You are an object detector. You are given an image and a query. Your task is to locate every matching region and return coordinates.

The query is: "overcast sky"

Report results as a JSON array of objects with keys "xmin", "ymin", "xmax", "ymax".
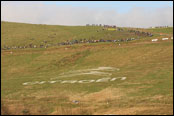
[{"xmin": 1, "ymin": 1, "xmax": 173, "ymax": 28}]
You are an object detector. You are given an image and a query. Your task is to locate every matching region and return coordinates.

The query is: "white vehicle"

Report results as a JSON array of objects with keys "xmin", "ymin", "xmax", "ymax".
[
  {"xmin": 162, "ymin": 38, "xmax": 168, "ymax": 40},
  {"xmin": 151, "ymin": 39, "xmax": 158, "ymax": 42},
  {"xmin": 171, "ymin": 37, "xmax": 173, "ymax": 40}
]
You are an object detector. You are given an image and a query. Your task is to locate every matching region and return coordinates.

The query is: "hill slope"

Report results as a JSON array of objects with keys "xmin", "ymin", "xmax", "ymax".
[
  {"xmin": 1, "ymin": 22, "xmax": 173, "ymax": 115},
  {"xmin": 1, "ymin": 21, "xmax": 154, "ymax": 48}
]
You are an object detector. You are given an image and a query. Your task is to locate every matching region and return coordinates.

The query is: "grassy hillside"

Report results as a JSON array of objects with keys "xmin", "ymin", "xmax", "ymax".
[
  {"xmin": 1, "ymin": 22, "xmax": 173, "ymax": 115},
  {"xmin": 147, "ymin": 27, "xmax": 173, "ymax": 34},
  {"xmin": 1, "ymin": 21, "xmax": 153, "ymax": 47}
]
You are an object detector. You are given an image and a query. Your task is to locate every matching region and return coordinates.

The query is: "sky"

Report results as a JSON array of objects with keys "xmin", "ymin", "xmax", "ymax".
[{"xmin": 1, "ymin": 1, "xmax": 173, "ymax": 28}]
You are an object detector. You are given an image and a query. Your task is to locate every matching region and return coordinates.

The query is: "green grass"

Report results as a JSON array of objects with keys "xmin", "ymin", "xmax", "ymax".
[
  {"xmin": 1, "ymin": 21, "xmax": 152, "ymax": 47},
  {"xmin": 1, "ymin": 22, "xmax": 173, "ymax": 115},
  {"xmin": 147, "ymin": 27, "xmax": 173, "ymax": 34}
]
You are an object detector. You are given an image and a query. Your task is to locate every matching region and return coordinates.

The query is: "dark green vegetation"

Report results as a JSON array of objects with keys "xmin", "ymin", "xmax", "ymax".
[{"xmin": 1, "ymin": 22, "xmax": 173, "ymax": 115}]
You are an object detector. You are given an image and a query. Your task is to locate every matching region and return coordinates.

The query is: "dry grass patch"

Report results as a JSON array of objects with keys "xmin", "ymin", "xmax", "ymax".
[
  {"xmin": 96, "ymin": 106, "xmax": 160, "ymax": 115},
  {"xmin": 69, "ymin": 87, "xmax": 125, "ymax": 104},
  {"xmin": 8, "ymin": 66, "xmax": 27, "ymax": 74},
  {"xmin": 51, "ymin": 106, "xmax": 93, "ymax": 115}
]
